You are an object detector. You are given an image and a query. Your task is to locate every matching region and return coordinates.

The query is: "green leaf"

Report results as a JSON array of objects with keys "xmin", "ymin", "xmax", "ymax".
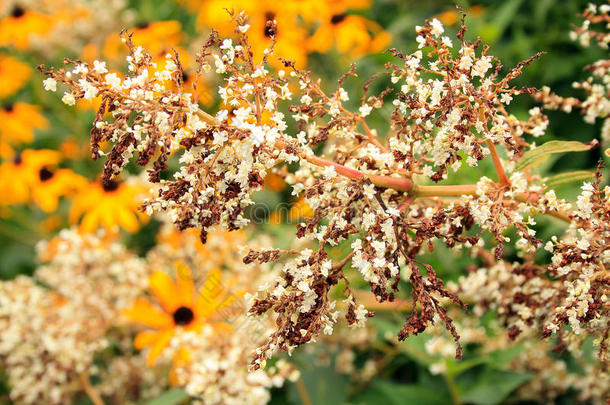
[
  {"xmin": 515, "ymin": 140, "xmax": 597, "ymax": 171},
  {"xmin": 373, "ymin": 317, "xmax": 436, "ymax": 366},
  {"xmin": 287, "ymin": 351, "xmax": 349, "ymax": 405},
  {"xmin": 445, "ymin": 357, "xmax": 487, "ymax": 377},
  {"xmin": 142, "ymin": 388, "xmax": 189, "ymax": 405},
  {"xmin": 460, "ymin": 369, "xmax": 531, "ymax": 405},
  {"xmin": 544, "ymin": 170, "xmax": 596, "ymax": 188},
  {"xmin": 484, "ymin": 345, "xmax": 526, "ymax": 368},
  {"xmin": 490, "ymin": 0, "xmax": 525, "ymax": 39},
  {"xmin": 351, "ymin": 380, "xmax": 450, "ymax": 405}
]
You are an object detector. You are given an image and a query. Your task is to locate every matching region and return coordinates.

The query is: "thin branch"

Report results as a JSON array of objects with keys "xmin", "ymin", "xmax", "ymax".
[
  {"xmin": 486, "ymin": 140, "xmax": 511, "ymax": 185},
  {"xmin": 413, "ymin": 184, "xmax": 477, "ymax": 197},
  {"xmin": 80, "ymin": 373, "xmax": 105, "ymax": 405},
  {"xmin": 294, "ymin": 376, "xmax": 313, "ymax": 405}
]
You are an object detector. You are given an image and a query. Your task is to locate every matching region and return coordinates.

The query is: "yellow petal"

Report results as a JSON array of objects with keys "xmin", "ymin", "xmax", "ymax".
[
  {"xmin": 123, "ymin": 297, "xmax": 173, "ymax": 329},
  {"xmin": 134, "ymin": 330, "xmax": 164, "ymax": 350},
  {"xmin": 174, "ymin": 261, "xmax": 195, "ymax": 307},
  {"xmin": 149, "ymin": 270, "xmax": 181, "ymax": 314},
  {"xmin": 116, "ymin": 205, "xmax": 140, "ymax": 233},
  {"xmin": 195, "ymin": 268, "xmax": 224, "ymax": 318},
  {"xmin": 80, "ymin": 210, "xmax": 101, "ymax": 233},
  {"xmin": 146, "ymin": 329, "xmax": 174, "ymax": 366}
]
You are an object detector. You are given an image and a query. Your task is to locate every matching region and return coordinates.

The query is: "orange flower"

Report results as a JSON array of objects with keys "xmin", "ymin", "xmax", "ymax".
[
  {"xmin": 0, "ymin": 6, "xmax": 51, "ymax": 49},
  {"xmin": 0, "ymin": 103, "xmax": 48, "ymax": 156},
  {"xmin": 197, "ymin": 1, "xmax": 309, "ymax": 68},
  {"xmin": 102, "ymin": 21, "xmax": 182, "ymax": 61},
  {"xmin": 307, "ymin": 12, "xmax": 391, "ymax": 58},
  {"xmin": 149, "ymin": 47, "xmax": 213, "ymax": 107},
  {"xmin": 0, "ymin": 54, "xmax": 31, "ymax": 99},
  {"xmin": 31, "ymin": 167, "xmax": 87, "ymax": 213},
  {"xmin": 69, "ymin": 179, "xmax": 148, "ymax": 233},
  {"xmin": 58, "ymin": 136, "xmax": 89, "ymax": 160},
  {"xmin": 0, "ymin": 149, "xmax": 61, "ymax": 206},
  {"xmin": 123, "ymin": 262, "xmax": 236, "ymax": 366},
  {"xmin": 264, "ymin": 172, "xmax": 286, "ymax": 192},
  {"xmin": 288, "ymin": 197, "xmax": 314, "ymax": 222},
  {"xmin": 436, "ymin": 6, "xmax": 485, "ymax": 26}
]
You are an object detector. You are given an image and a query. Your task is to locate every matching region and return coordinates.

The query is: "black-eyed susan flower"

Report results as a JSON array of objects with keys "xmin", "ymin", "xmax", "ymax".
[
  {"xmin": 123, "ymin": 262, "xmax": 236, "ymax": 366},
  {"xmin": 31, "ymin": 167, "xmax": 87, "ymax": 213},
  {"xmin": 0, "ymin": 54, "xmax": 31, "ymax": 99},
  {"xmin": 307, "ymin": 10, "xmax": 391, "ymax": 58},
  {"xmin": 197, "ymin": 1, "xmax": 309, "ymax": 68},
  {"xmin": 0, "ymin": 6, "xmax": 51, "ymax": 49},
  {"xmin": 69, "ymin": 179, "xmax": 148, "ymax": 233},
  {"xmin": 436, "ymin": 5, "xmax": 484, "ymax": 26},
  {"xmin": 0, "ymin": 103, "xmax": 48, "ymax": 156},
  {"xmin": 0, "ymin": 149, "xmax": 61, "ymax": 207},
  {"xmin": 149, "ymin": 46, "xmax": 213, "ymax": 106},
  {"xmin": 102, "ymin": 20, "xmax": 182, "ymax": 61}
]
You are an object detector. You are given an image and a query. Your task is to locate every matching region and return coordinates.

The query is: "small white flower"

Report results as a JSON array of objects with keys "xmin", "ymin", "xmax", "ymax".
[
  {"xmin": 322, "ymin": 165, "xmax": 337, "ymax": 179},
  {"xmin": 104, "ymin": 73, "xmax": 122, "ymax": 89},
  {"xmin": 430, "ymin": 18, "xmax": 444, "ymax": 37},
  {"xmin": 359, "ymin": 104, "xmax": 373, "ymax": 117},
  {"xmin": 93, "ymin": 60, "xmax": 108, "ymax": 74},
  {"xmin": 500, "ymin": 93, "xmax": 513, "ymax": 105},
  {"xmin": 61, "ymin": 92, "xmax": 76, "ymax": 106},
  {"xmin": 43, "ymin": 78, "xmax": 57, "ymax": 92}
]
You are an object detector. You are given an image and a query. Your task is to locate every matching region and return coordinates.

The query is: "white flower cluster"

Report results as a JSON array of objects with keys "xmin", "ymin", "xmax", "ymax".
[
  {"xmin": 0, "ymin": 229, "xmax": 152, "ymax": 404},
  {"xmin": 539, "ymin": 4, "xmax": 610, "ymax": 145},
  {"xmin": 0, "ymin": 276, "xmax": 109, "ymax": 404},
  {"xmin": 384, "ymin": 19, "xmax": 546, "ymax": 180},
  {"xmin": 170, "ymin": 327, "xmax": 297, "ymax": 405}
]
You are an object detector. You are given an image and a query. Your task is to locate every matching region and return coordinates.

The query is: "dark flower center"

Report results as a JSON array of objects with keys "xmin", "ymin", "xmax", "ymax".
[
  {"xmin": 181, "ymin": 71, "xmax": 189, "ymax": 83},
  {"xmin": 173, "ymin": 306, "xmax": 194, "ymax": 325},
  {"xmin": 13, "ymin": 153, "xmax": 22, "ymax": 165},
  {"xmin": 264, "ymin": 12, "xmax": 277, "ymax": 38},
  {"xmin": 11, "ymin": 6, "xmax": 25, "ymax": 18},
  {"xmin": 102, "ymin": 180, "xmax": 119, "ymax": 192},
  {"xmin": 3, "ymin": 103, "xmax": 14, "ymax": 113},
  {"xmin": 39, "ymin": 167, "xmax": 54, "ymax": 182},
  {"xmin": 330, "ymin": 13, "xmax": 347, "ymax": 25},
  {"xmin": 136, "ymin": 21, "xmax": 150, "ymax": 29}
]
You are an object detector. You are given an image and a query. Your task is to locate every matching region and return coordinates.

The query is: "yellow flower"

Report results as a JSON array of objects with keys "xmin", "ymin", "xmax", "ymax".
[
  {"xmin": 0, "ymin": 103, "xmax": 48, "ymax": 156},
  {"xmin": 0, "ymin": 148, "xmax": 85, "ymax": 212},
  {"xmin": 0, "ymin": 6, "xmax": 51, "ymax": 49},
  {"xmin": 197, "ymin": 1, "xmax": 309, "ymax": 68},
  {"xmin": 31, "ymin": 167, "xmax": 87, "ymax": 213},
  {"xmin": 69, "ymin": 179, "xmax": 148, "ymax": 233},
  {"xmin": 58, "ymin": 136, "xmax": 89, "ymax": 160},
  {"xmin": 436, "ymin": 6, "xmax": 485, "ymax": 26},
  {"xmin": 307, "ymin": 12, "xmax": 391, "ymax": 58},
  {"xmin": 288, "ymin": 197, "xmax": 314, "ymax": 222},
  {"xmin": 0, "ymin": 54, "xmax": 31, "ymax": 99},
  {"xmin": 102, "ymin": 20, "xmax": 182, "ymax": 61},
  {"xmin": 265, "ymin": 172, "xmax": 287, "ymax": 191},
  {"xmin": 149, "ymin": 47, "xmax": 213, "ymax": 107},
  {"xmin": 0, "ymin": 149, "xmax": 60, "ymax": 206},
  {"xmin": 123, "ymin": 262, "xmax": 236, "ymax": 366}
]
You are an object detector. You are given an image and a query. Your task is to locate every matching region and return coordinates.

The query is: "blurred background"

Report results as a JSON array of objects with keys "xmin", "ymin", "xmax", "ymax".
[{"xmin": 0, "ymin": 0, "xmax": 606, "ymax": 404}]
